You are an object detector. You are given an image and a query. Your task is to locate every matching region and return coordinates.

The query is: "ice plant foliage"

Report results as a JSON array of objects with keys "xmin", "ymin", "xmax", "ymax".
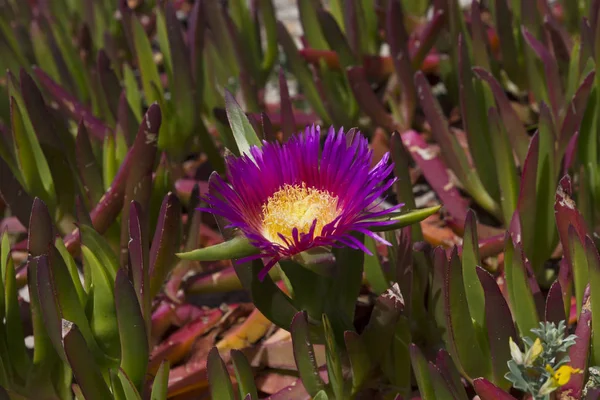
[{"xmin": 202, "ymin": 126, "xmax": 401, "ymax": 279}]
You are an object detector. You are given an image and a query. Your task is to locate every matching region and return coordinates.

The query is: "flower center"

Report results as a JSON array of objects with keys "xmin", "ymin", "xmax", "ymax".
[{"xmin": 261, "ymin": 183, "xmax": 339, "ymax": 246}]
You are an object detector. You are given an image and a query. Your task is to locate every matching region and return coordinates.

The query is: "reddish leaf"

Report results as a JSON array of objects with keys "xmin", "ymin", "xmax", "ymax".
[
  {"xmin": 149, "ymin": 193, "xmax": 182, "ymax": 298},
  {"xmin": 128, "ymin": 201, "xmax": 149, "ymax": 319},
  {"xmin": 64, "ymin": 104, "xmax": 162, "ymax": 254},
  {"xmin": 472, "ymin": 67, "xmax": 531, "ymax": 164},
  {"xmin": 400, "ymin": 130, "xmax": 469, "ymax": 225},
  {"xmin": 473, "ymin": 378, "xmax": 517, "ymax": 400},
  {"xmin": 477, "ymin": 267, "xmax": 517, "ymax": 386},
  {"xmin": 33, "ymin": 67, "xmax": 110, "ymax": 141},
  {"xmin": 558, "ymin": 285, "xmax": 591, "ymax": 398},
  {"xmin": 97, "ymin": 50, "xmax": 121, "ymax": 121},
  {"xmin": 278, "ymin": 69, "xmax": 295, "ymax": 141},
  {"xmin": 27, "ymin": 198, "xmax": 54, "ymax": 257},
  {"xmin": 522, "ymin": 26, "xmax": 563, "ymax": 118},
  {"xmin": 347, "ymin": 66, "xmax": 395, "ymax": 132},
  {"xmin": 555, "ymin": 175, "xmax": 589, "ymax": 267},
  {"xmin": 545, "ymin": 279, "xmax": 566, "ymax": 325},
  {"xmin": 0, "ymin": 157, "xmax": 33, "ymax": 228},
  {"xmin": 410, "ymin": 9, "xmax": 446, "ymax": 69},
  {"xmin": 75, "ymin": 121, "xmax": 104, "ymax": 205},
  {"xmin": 149, "ymin": 308, "xmax": 222, "ymax": 371}
]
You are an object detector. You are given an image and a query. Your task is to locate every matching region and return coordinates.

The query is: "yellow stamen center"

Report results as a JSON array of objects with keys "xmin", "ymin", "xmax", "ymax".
[{"xmin": 261, "ymin": 183, "xmax": 340, "ymax": 246}]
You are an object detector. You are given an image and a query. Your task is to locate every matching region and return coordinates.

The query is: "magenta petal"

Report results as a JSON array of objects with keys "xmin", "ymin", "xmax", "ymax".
[{"xmin": 202, "ymin": 125, "xmax": 401, "ymax": 271}]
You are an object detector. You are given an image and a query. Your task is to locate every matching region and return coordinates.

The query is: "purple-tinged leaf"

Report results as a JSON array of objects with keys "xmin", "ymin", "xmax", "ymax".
[
  {"xmin": 559, "ymin": 71, "xmax": 595, "ymax": 155},
  {"xmin": 119, "ymin": 109, "xmax": 158, "ymax": 266},
  {"xmin": 27, "ymin": 198, "xmax": 54, "ymax": 257},
  {"xmin": 522, "ymin": 26, "xmax": 563, "ymax": 118},
  {"xmin": 386, "ymin": 0, "xmax": 416, "ymax": 129},
  {"xmin": 116, "ymin": 91, "xmax": 139, "ymax": 147},
  {"xmin": 291, "ymin": 311, "xmax": 326, "ymax": 396},
  {"xmin": 516, "ymin": 132, "xmax": 539, "ymax": 266},
  {"xmin": 1, "ymin": 232, "xmax": 29, "ymax": 380},
  {"xmin": 396, "ymin": 227, "xmax": 413, "ymax": 316},
  {"xmin": 558, "ymin": 286, "xmax": 591, "ymax": 398},
  {"xmin": 473, "ymin": 378, "xmax": 518, "ymax": 400},
  {"xmin": 477, "ymin": 267, "xmax": 516, "ymax": 389},
  {"xmin": 75, "ymin": 196, "xmax": 93, "ymax": 227},
  {"xmin": 410, "ymin": 9, "xmax": 446, "ymax": 70},
  {"xmin": 444, "ymin": 247, "xmax": 490, "ymax": 380},
  {"xmin": 400, "ymin": 130, "xmax": 469, "ymax": 225},
  {"xmin": 26, "ymin": 256, "xmax": 55, "ymax": 368},
  {"xmin": 76, "ymin": 121, "xmax": 104, "ymax": 205},
  {"xmin": 317, "ymin": 10, "xmax": 356, "ymax": 68},
  {"xmin": 492, "ymin": 0, "xmax": 522, "ymax": 85},
  {"xmin": 473, "ymin": 67, "xmax": 530, "ymax": 164},
  {"xmin": 434, "ymin": 350, "xmax": 468, "ymax": 399},
  {"xmin": 33, "ymin": 67, "xmax": 110, "ymax": 140},
  {"xmin": 555, "ymin": 175, "xmax": 589, "ymax": 267},
  {"xmin": 389, "ymin": 132, "xmax": 420, "ymax": 236},
  {"xmin": 563, "ymin": 131, "xmax": 578, "ymax": 175},
  {"xmin": 0, "ymin": 157, "xmax": 33, "ymax": 228},
  {"xmin": 543, "ymin": 15, "xmax": 572, "ymax": 66},
  {"xmin": 63, "ymin": 321, "xmax": 112, "ymax": 400},
  {"xmin": 35, "ymin": 254, "xmax": 65, "ymax": 361},
  {"xmin": 558, "ymin": 257, "xmax": 574, "ymax": 323},
  {"xmin": 569, "ymin": 224, "xmax": 589, "ymax": 318},
  {"xmin": 128, "ymin": 201, "xmax": 149, "ymax": 323},
  {"xmin": 115, "ymin": 268, "xmax": 149, "ymax": 391},
  {"xmin": 587, "ymin": 236, "xmax": 600, "ymax": 365},
  {"xmin": 415, "ymin": 71, "xmax": 499, "ymax": 218},
  {"xmin": 279, "ymin": 69, "xmax": 295, "ymax": 141},
  {"xmin": 149, "ymin": 193, "xmax": 181, "ymax": 298},
  {"xmin": 260, "ymin": 112, "xmax": 277, "ymax": 142},
  {"xmin": 427, "ymin": 361, "xmax": 458, "ymax": 398},
  {"xmin": 97, "ymin": 50, "xmax": 121, "ymax": 122},
  {"xmin": 19, "ymin": 69, "xmax": 71, "ymax": 151},
  {"xmin": 545, "ymin": 280, "xmax": 566, "ymax": 325},
  {"xmin": 347, "ymin": 66, "xmax": 395, "ymax": 132},
  {"xmin": 64, "ymin": 104, "xmax": 161, "ymax": 255},
  {"xmin": 587, "ymin": 388, "xmax": 600, "ymax": 400},
  {"xmin": 414, "ymin": 71, "xmax": 468, "ymax": 184},
  {"xmin": 343, "ymin": 0, "xmax": 360, "ymax": 60},
  {"xmin": 409, "ymin": 344, "xmax": 436, "ymax": 400}
]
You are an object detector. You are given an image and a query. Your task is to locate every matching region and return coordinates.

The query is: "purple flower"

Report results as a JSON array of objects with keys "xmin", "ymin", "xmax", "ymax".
[{"xmin": 201, "ymin": 125, "xmax": 403, "ymax": 280}]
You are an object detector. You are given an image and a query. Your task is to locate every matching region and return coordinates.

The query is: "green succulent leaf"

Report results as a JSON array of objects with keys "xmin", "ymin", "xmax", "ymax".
[{"xmin": 207, "ymin": 347, "xmax": 236, "ymax": 400}]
